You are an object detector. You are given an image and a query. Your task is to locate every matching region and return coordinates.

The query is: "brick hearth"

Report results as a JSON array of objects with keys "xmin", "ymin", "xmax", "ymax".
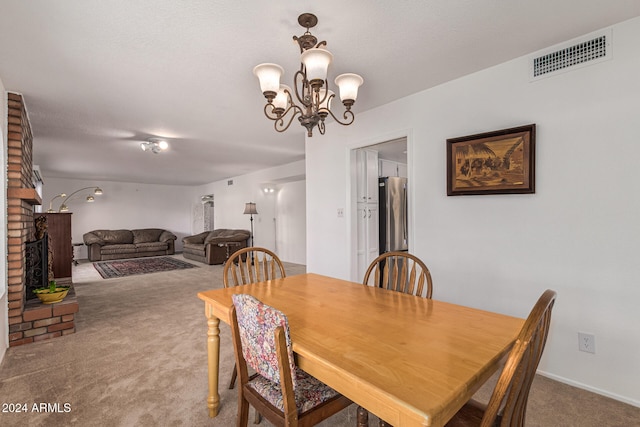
[{"xmin": 6, "ymin": 92, "xmax": 79, "ymax": 346}]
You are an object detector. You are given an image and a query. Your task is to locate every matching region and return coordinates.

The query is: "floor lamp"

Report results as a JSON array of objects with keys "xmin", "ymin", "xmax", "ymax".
[{"xmin": 243, "ymin": 202, "xmax": 258, "ymax": 248}]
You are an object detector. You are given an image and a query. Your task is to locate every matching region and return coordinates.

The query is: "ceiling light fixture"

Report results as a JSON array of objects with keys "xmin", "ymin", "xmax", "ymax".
[
  {"xmin": 253, "ymin": 13, "xmax": 364, "ymax": 137},
  {"xmin": 140, "ymin": 138, "xmax": 169, "ymax": 154}
]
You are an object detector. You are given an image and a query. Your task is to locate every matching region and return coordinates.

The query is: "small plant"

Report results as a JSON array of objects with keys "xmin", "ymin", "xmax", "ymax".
[
  {"xmin": 33, "ymin": 280, "xmax": 69, "ymax": 294},
  {"xmin": 33, "ymin": 280, "xmax": 71, "ymax": 304}
]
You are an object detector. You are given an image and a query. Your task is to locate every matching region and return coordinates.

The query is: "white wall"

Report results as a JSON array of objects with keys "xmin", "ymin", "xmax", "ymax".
[
  {"xmin": 306, "ymin": 18, "xmax": 640, "ymax": 406},
  {"xmin": 0, "ymin": 77, "xmax": 8, "ymax": 363},
  {"xmin": 41, "ymin": 161, "xmax": 306, "ymax": 264},
  {"xmin": 275, "ymin": 180, "xmax": 306, "ymax": 265},
  {"xmin": 194, "ymin": 160, "xmax": 306, "ymax": 264},
  {"xmin": 41, "ymin": 178, "xmax": 197, "ymax": 255}
]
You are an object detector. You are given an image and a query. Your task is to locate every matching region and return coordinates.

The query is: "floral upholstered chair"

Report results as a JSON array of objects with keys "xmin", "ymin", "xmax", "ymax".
[
  {"xmin": 224, "ymin": 246, "xmax": 286, "ymax": 390},
  {"xmin": 230, "ymin": 294, "xmax": 352, "ymax": 426}
]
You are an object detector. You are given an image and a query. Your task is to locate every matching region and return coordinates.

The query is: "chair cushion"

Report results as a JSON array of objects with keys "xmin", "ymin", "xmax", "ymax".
[
  {"xmin": 232, "ymin": 294, "xmax": 296, "ymax": 388},
  {"xmin": 248, "ymin": 367, "xmax": 341, "ymax": 414}
]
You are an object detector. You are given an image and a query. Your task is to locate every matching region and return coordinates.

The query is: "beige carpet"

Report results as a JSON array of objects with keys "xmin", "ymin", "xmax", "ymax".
[{"xmin": 0, "ymin": 255, "xmax": 638, "ymax": 426}]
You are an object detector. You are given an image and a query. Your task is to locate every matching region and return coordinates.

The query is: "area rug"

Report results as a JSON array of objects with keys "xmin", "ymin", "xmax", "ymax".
[{"xmin": 93, "ymin": 256, "xmax": 198, "ymax": 279}]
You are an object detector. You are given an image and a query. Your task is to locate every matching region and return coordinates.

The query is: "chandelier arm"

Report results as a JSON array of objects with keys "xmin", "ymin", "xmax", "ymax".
[
  {"xmin": 263, "ymin": 103, "xmax": 302, "ymax": 122},
  {"xmin": 263, "ymin": 103, "xmax": 280, "ymax": 120},
  {"xmin": 274, "ymin": 107, "xmax": 302, "ymax": 133},
  {"xmin": 261, "ymin": 100, "xmax": 300, "ymax": 133},
  {"xmin": 324, "ymin": 107, "xmax": 356, "ymax": 126},
  {"xmin": 316, "ymin": 83, "xmax": 330, "ymax": 107},
  {"xmin": 318, "ymin": 120, "xmax": 326, "ymax": 135},
  {"xmin": 292, "ymin": 70, "xmax": 309, "ymax": 107}
]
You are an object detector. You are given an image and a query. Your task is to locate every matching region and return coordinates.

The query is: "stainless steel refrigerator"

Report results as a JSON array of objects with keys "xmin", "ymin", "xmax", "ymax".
[{"xmin": 378, "ymin": 176, "xmax": 408, "ymax": 253}]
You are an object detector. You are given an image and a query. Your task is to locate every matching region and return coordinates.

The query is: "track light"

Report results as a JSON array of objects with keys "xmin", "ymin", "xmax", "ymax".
[{"xmin": 140, "ymin": 138, "xmax": 169, "ymax": 154}]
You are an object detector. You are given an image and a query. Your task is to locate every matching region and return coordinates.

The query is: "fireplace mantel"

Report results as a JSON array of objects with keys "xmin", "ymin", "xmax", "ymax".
[{"xmin": 7, "ymin": 187, "xmax": 41, "ymax": 205}]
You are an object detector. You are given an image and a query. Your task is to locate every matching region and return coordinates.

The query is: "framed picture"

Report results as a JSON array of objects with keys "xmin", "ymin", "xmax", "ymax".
[{"xmin": 447, "ymin": 124, "xmax": 535, "ymax": 196}]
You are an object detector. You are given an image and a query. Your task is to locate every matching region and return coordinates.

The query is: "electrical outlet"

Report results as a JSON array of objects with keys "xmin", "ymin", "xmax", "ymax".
[
  {"xmin": 337, "ymin": 208, "xmax": 344, "ymax": 218},
  {"xmin": 578, "ymin": 332, "xmax": 595, "ymax": 354}
]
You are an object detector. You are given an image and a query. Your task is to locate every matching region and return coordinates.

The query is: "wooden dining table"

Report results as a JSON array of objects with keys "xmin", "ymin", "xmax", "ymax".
[{"xmin": 197, "ymin": 273, "xmax": 523, "ymax": 426}]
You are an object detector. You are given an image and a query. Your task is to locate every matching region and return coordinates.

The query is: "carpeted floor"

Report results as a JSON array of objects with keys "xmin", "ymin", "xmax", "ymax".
[
  {"xmin": 92, "ymin": 256, "xmax": 198, "ymax": 279},
  {"xmin": 0, "ymin": 255, "xmax": 638, "ymax": 426}
]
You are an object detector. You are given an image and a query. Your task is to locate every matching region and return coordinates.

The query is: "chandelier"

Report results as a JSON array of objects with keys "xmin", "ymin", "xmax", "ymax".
[
  {"xmin": 140, "ymin": 138, "xmax": 168, "ymax": 154},
  {"xmin": 253, "ymin": 13, "xmax": 364, "ymax": 137}
]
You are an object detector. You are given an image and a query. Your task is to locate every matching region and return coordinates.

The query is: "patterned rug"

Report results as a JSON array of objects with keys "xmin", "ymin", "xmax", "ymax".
[{"xmin": 93, "ymin": 256, "xmax": 198, "ymax": 279}]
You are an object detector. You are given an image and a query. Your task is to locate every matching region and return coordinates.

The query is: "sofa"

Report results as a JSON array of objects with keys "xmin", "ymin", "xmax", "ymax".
[
  {"xmin": 83, "ymin": 228, "xmax": 177, "ymax": 262},
  {"xmin": 182, "ymin": 229, "xmax": 250, "ymax": 265}
]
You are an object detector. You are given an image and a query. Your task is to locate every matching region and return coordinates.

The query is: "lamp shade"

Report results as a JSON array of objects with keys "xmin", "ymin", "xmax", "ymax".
[
  {"xmin": 55, "ymin": 186, "xmax": 104, "ymax": 212},
  {"xmin": 243, "ymin": 202, "xmax": 258, "ymax": 215},
  {"xmin": 301, "ymin": 48, "xmax": 333, "ymax": 82},
  {"xmin": 335, "ymin": 73, "xmax": 364, "ymax": 102},
  {"xmin": 253, "ymin": 63, "xmax": 284, "ymax": 95},
  {"xmin": 273, "ymin": 85, "xmax": 291, "ymax": 110},
  {"xmin": 318, "ymin": 88, "xmax": 334, "ymax": 111}
]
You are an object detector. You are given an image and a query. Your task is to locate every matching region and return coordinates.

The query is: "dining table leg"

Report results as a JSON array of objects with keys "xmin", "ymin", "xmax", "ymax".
[{"xmin": 205, "ymin": 303, "xmax": 221, "ymax": 417}]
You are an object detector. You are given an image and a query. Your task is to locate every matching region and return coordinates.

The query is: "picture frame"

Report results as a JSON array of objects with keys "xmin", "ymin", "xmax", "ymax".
[{"xmin": 446, "ymin": 124, "xmax": 536, "ymax": 196}]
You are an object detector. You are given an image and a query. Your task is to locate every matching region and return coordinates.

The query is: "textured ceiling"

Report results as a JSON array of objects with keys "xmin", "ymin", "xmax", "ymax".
[{"xmin": 1, "ymin": 1, "xmax": 639, "ymax": 185}]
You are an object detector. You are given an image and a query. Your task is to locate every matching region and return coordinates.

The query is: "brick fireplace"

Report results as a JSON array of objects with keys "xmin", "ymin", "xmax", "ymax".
[{"xmin": 6, "ymin": 92, "xmax": 79, "ymax": 346}]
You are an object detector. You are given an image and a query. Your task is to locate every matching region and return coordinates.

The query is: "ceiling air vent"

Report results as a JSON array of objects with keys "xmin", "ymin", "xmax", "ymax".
[{"xmin": 531, "ymin": 30, "xmax": 611, "ymax": 80}]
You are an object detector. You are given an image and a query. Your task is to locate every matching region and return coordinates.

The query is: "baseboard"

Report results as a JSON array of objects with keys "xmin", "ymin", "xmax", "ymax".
[{"xmin": 537, "ymin": 370, "xmax": 640, "ymax": 408}]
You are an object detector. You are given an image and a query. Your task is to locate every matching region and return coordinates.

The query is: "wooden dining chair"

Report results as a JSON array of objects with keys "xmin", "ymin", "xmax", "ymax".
[
  {"xmin": 444, "ymin": 289, "xmax": 557, "ymax": 427},
  {"xmin": 363, "ymin": 251, "xmax": 433, "ymax": 298},
  {"xmin": 230, "ymin": 294, "xmax": 352, "ymax": 427},
  {"xmin": 224, "ymin": 246, "xmax": 287, "ymax": 390},
  {"xmin": 359, "ymin": 251, "xmax": 433, "ymax": 426},
  {"xmin": 224, "ymin": 246, "xmax": 286, "ymax": 290}
]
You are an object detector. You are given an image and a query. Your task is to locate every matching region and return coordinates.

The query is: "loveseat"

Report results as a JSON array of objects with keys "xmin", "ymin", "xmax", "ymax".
[
  {"xmin": 83, "ymin": 228, "xmax": 177, "ymax": 262},
  {"xmin": 182, "ymin": 229, "xmax": 250, "ymax": 265}
]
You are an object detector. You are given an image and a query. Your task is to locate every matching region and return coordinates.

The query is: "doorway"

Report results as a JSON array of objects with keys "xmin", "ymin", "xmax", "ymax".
[
  {"xmin": 192, "ymin": 194, "xmax": 214, "ymax": 234},
  {"xmin": 353, "ymin": 137, "xmax": 408, "ymax": 282}
]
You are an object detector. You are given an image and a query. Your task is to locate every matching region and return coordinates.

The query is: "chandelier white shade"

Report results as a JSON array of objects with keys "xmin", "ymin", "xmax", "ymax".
[
  {"xmin": 253, "ymin": 64, "xmax": 284, "ymax": 96},
  {"xmin": 273, "ymin": 85, "xmax": 291, "ymax": 111},
  {"xmin": 334, "ymin": 73, "xmax": 364, "ymax": 104},
  {"xmin": 253, "ymin": 13, "xmax": 363, "ymax": 137},
  {"xmin": 300, "ymin": 48, "xmax": 333, "ymax": 83}
]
